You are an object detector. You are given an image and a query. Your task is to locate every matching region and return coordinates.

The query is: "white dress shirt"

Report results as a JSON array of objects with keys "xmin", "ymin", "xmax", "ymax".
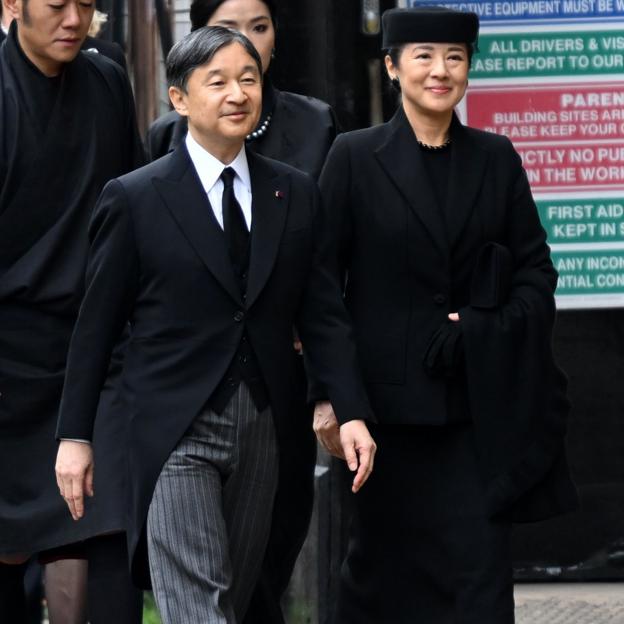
[{"xmin": 185, "ymin": 132, "xmax": 252, "ymax": 230}]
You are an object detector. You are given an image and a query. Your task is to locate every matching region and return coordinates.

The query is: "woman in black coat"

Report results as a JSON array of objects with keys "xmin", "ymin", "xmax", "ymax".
[
  {"xmin": 315, "ymin": 7, "xmax": 578, "ymax": 623},
  {"xmin": 146, "ymin": 0, "xmax": 337, "ymax": 181}
]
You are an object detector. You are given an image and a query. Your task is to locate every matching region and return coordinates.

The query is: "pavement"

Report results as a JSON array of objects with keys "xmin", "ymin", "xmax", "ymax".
[
  {"xmin": 40, "ymin": 583, "xmax": 624, "ymax": 623},
  {"xmin": 515, "ymin": 584, "xmax": 624, "ymax": 623}
]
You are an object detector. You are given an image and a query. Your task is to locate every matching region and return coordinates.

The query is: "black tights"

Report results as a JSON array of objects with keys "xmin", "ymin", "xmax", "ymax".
[
  {"xmin": 44, "ymin": 559, "xmax": 88, "ymax": 624},
  {"xmin": 86, "ymin": 533, "xmax": 143, "ymax": 624},
  {"xmin": 0, "ymin": 534, "xmax": 142, "ymax": 624}
]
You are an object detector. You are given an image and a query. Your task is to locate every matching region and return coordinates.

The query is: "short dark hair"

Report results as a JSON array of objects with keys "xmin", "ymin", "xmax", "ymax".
[
  {"xmin": 166, "ymin": 26, "xmax": 263, "ymax": 92},
  {"xmin": 190, "ymin": 0, "xmax": 277, "ymax": 33}
]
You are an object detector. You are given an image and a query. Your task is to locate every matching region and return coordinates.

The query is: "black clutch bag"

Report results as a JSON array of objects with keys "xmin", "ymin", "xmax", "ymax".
[{"xmin": 469, "ymin": 241, "xmax": 513, "ymax": 309}]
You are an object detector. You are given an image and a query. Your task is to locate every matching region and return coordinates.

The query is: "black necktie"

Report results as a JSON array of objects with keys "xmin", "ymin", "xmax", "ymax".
[{"xmin": 221, "ymin": 167, "xmax": 249, "ymax": 272}]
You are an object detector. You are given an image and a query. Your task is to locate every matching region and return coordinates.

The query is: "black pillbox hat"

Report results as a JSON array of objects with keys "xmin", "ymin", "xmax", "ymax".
[{"xmin": 382, "ymin": 6, "xmax": 479, "ymax": 49}]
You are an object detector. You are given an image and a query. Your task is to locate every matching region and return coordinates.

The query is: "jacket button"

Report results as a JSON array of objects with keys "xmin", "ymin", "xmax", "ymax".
[
  {"xmin": 234, "ymin": 311, "xmax": 245, "ymax": 322},
  {"xmin": 433, "ymin": 294, "xmax": 447, "ymax": 305}
]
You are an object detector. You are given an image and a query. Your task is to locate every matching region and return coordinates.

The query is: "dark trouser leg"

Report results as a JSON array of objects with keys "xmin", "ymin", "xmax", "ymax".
[
  {"xmin": 222, "ymin": 389, "xmax": 281, "ymax": 621},
  {"xmin": 44, "ymin": 559, "xmax": 88, "ymax": 624},
  {"xmin": 86, "ymin": 533, "xmax": 143, "ymax": 624},
  {"xmin": 243, "ymin": 363, "xmax": 316, "ymax": 624},
  {"xmin": 147, "ymin": 384, "xmax": 279, "ymax": 624},
  {"xmin": 0, "ymin": 562, "xmax": 27, "ymax": 623}
]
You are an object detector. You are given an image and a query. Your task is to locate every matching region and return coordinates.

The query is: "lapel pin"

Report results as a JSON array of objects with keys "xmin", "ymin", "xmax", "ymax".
[{"xmin": 275, "ymin": 190, "xmax": 284, "ymax": 199}]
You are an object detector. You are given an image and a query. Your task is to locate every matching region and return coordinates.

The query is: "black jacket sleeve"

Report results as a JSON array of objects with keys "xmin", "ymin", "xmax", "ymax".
[
  {"xmin": 296, "ymin": 177, "xmax": 373, "ymax": 425},
  {"xmin": 57, "ymin": 180, "xmax": 140, "ymax": 440}
]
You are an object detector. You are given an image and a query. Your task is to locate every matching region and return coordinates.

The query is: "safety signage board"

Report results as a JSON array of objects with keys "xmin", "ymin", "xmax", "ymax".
[
  {"xmin": 537, "ymin": 197, "xmax": 624, "ymax": 242},
  {"xmin": 407, "ymin": 0, "xmax": 624, "ymax": 308},
  {"xmin": 410, "ymin": 0, "xmax": 624, "ymax": 23},
  {"xmin": 470, "ymin": 31, "xmax": 624, "ymax": 78}
]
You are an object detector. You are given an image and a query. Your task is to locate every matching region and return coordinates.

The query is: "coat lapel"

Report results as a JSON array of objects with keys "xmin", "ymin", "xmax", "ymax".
[
  {"xmin": 374, "ymin": 108, "xmax": 448, "ymax": 257},
  {"xmin": 152, "ymin": 145, "xmax": 241, "ymax": 304},
  {"xmin": 445, "ymin": 114, "xmax": 489, "ymax": 247},
  {"xmin": 245, "ymin": 151, "xmax": 289, "ymax": 309}
]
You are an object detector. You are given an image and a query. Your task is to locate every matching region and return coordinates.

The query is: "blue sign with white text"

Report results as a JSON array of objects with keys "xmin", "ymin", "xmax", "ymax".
[{"xmin": 408, "ymin": 0, "xmax": 624, "ymax": 24}]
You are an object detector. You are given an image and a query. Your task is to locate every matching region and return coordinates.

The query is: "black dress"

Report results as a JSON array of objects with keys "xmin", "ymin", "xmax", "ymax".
[{"xmin": 0, "ymin": 23, "xmax": 144, "ymax": 555}]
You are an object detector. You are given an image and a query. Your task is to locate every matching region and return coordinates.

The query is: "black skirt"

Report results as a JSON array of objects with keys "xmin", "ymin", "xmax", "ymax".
[
  {"xmin": 0, "ymin": 318, "xmax": 129, "ymax": 555},
  {"xmin": 336, "ymin": 422, "xmax": 514, "ymax": 624}
]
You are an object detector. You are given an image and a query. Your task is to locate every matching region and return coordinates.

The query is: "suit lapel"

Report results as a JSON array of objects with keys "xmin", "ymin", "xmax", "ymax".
[
  {"xmin": 445, "ymin": 114, "xmax": 489, "ymax": 247},
  {"xmin": 374, "ymin": 109, "xmax": 448, "ymax": 257},
  {"xmin": 245, "ymin": 151, "xmax": 289, "ymax": 309},
  {"xmin": 152, "ymin": 146, "xmax": 241, "ymax": 304}
]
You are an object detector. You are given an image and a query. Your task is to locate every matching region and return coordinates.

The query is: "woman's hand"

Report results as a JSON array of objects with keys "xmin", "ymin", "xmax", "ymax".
[{"xmin": 55, "ymin": 440, "xmax": 94, "ymax": 521}]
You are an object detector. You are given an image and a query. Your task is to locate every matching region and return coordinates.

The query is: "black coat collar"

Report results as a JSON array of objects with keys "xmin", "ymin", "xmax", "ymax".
[
  {"xmin": 152, "ymin": 144, "xmax": 290, "ymax": 308},
  {"xmin": 374, "ymin": 107, "xmax": 488, "ymax": 254},
  {"xmin": 446, "ymin": 112, "xmax": 489, "ymax": 247}
]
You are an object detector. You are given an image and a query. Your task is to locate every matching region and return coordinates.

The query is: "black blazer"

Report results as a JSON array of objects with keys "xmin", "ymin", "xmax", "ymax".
[
  {"xmin": 146, "ymin": 84, "xmax": 337, "ymax": 180},
  {"xmin": 319, "ymin": 108, "xmax": 577, "ymax": 521},
  {"xmin": 57, "ymin": 145, "xmax": 372, "ymax": 584}
]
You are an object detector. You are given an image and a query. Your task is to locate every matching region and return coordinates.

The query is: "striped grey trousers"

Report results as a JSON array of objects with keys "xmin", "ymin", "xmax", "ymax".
[{"xmin": 147, "ymin": 383, "xmax": 279, "ymax": 624}]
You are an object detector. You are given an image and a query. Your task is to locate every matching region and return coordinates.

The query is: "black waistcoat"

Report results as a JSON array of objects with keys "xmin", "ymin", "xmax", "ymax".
[{"xmin": 208, "ymin": 237, "xmax": 269, "ymax": 414}]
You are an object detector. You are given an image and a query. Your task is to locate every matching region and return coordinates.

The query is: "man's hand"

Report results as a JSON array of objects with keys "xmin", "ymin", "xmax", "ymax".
[
  {"xmin": 55, "ymin": 441, "xmax": 94, "ymax": 521},
  {"xmin": 340, "ymin": 420, "xmax": 376, "ymax": 493},
  {"xmin": 313, "ymin": 401, "xmax": 345, "ymax": 459}
]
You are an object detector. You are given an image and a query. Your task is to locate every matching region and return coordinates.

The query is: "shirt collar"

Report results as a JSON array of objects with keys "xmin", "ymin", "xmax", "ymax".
[{"xmin": 185, "ymin": 132, "xmax": 251, "ymax": 194}]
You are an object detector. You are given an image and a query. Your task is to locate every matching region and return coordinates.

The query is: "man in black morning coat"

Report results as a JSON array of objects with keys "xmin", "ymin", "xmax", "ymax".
[
  {"xmin": 0, "ymin": 0, "xmax": 144, "ymax": 619},
  {"xmin": 146, "ymin": 5, "xmax": 340, "ymax": 622},
  {"xmin": 55, "ymin": 26, "xmax": 375, "ymax": 623}
]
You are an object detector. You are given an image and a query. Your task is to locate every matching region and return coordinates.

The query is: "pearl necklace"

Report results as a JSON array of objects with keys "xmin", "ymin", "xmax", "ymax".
[
  {"xmin": 416, "ymin": 136, "xmax": 452, "ymax": 151},
  {"xmin": 247, "ymin": 114, "xmax": 272, "ymax": 141}
]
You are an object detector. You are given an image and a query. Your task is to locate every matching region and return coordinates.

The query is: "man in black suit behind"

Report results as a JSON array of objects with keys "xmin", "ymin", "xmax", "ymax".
[{"xmin": 55, "ymin": 26, "xmax": 375, "ymax": 623}]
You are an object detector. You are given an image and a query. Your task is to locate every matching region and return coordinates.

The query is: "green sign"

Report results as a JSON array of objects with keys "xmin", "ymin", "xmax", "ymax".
[
  {"xmin": 553, "ymin": 249, "xmax": 624, "ymax": 295},
  {"xmin": 471, "ymin": 32, "xmax": 624, "ymax": 78},
  {"xmin": 538, "ymin": 198, "xmax": 624, "ymax": 243}
]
